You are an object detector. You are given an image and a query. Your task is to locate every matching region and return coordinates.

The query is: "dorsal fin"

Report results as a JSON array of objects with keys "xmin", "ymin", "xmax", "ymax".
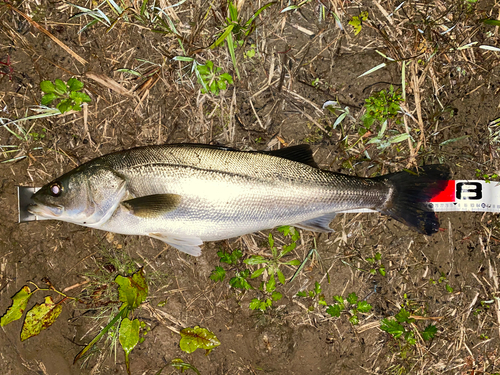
[{"xmin": 262, "ymin": 145, "xmax": 318, "ymax": 168}]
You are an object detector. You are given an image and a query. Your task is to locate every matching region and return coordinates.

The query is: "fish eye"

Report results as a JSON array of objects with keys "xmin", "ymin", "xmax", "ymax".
[{"xmin": 49, "ymin": 182, "xmax": 63, "ymax": 197}]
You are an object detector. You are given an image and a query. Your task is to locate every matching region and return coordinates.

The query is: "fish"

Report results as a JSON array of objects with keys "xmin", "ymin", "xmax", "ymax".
[{"xmin": 28, "ymin": 143, "xmax": 450, "ymax": 256}]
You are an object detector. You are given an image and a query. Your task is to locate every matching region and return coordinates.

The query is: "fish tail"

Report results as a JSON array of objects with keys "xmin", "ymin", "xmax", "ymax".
[{"xmin": 375, "ymin": 165, "xmax": 451, "ymax": 235}]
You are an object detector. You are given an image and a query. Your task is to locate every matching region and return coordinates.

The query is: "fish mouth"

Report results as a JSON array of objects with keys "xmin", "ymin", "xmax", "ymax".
[{"xmin": 28, "ymin": 203, "xmax": 63, "ymax": 218}]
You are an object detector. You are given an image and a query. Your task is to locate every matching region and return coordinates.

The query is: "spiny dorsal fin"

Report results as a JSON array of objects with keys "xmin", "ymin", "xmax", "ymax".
[
  {"xmin": 262, "ymin": 145, "xmax": 318, "ymax": 168},
  {"xmin": 123, "ymin": 194, "xmax": 181, "ymax": 218}
]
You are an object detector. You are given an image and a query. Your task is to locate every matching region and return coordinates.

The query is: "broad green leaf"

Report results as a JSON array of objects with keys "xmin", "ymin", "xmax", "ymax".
[
  {"xmin": 69, "ymin": 91, "xmax": 91, "ymax": 103},
  {"xmin": 244, "ymin": 255, "xmax": 268, "ymax": 265},
  {"xmin": 266, "ymin": 274, "xmax": 276, "ymax": 293},
  {"xmin": 179, "ymin": 326, "xmax": 220, "ymax": 354},
  {"xmin": 57, "ymin": 99, "xmax": 73, "ymax": 114},
  {"xmin": 347, "ymin": 292, "xmax": 358, "ymax": 305},
  {"xmin": 326, "ymin": 304, "xmax": 342, "ymax": 317},
  {"xmin": 395, "ymin": 308, "xmax": 412, "ymax": 323},
  {"xmin": 271, "ymin": 291, "xmax": 282, "ymax": 301},
  {"xmin": 285, "ymin": 259, "xmax": 301, "ymax": 266},
  {"xmin": 250, "ymin": 267, "xmax": 265, "ymax": 279},
  {"xmin": 276, "ymin": 269, "xmax": 285, "ymax": 285},
  {"xmin": 333, "ymin": 295, "xmax": 344, "ymax": 305},
  {"xmin": 297, "ymin": 291, "xmax": 308, "ymax": 298},
  {"xmin": 196, "ymin": 65, "xmax": 210, "ymax": 75},
  {"xmin": 41, "ymin": 93, "xmax": 58, "ymax": 106},
  {"xmin": 1, "ymin": 286, "xmax": 33, "ymax": 326},
  {"xmin": 314, "ymin": 282, "xmax": 321, "ymax": 295},
  {"xmin": 389, "ymin": 133, "xmax": 410, "ymax": 143},
  {"xmin": 21, "ymin": 296, "xmax": 63, "ymax": 341},
  {"xmin": 210, "ymin": 266, "xmax": 226, "ymax": 282},
  {"xmin": 220, "ymin": 73, "xmax": 233, "ymax": 84},
  {"xmin": 115, "ymin": 268, "xmax": 148, "ymax": 310},
  {"xmin": 119, "ymin": 318, "xmax": 140, "ymax": 374},
  {"xmin": 380, "ymin": 318, "xmax": 405, "ymax": 338},
  {"xmin": 349, "ymin": 314, "xmax": 359, "ymax": 325},
  {"xmin": 67, "ymin": 77, "xmax": 84, "ymax": 92},
  {"xmin": 218, "ymin": 249, "xmax": 242, "ymax": 265},
  {"xmin": 268, "ymin": 233, "xmax": 274, "ymax": 248},
  {"xmin": 421, "ymin": 324, "xmax": 437, "ymax": 341},
  {"xmin": 357, "ymin": 301, "xmax": 372, "ymax": 313},
  {"xmin": 40, "ymin": 80, "xmax": 55, "ymax": 94},
  {"xmin": 54, "ymin": 79, "xmax": 68, "ymax": 95},
  {"xmin": 249, "ymin": 298, "xmax": 262, "ymax": 310}
]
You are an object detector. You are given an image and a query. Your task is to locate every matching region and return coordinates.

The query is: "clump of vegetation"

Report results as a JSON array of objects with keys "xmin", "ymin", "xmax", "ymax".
[
  {"xmin": 40, "ymin": 78, "xmax": 91, "ymax": 114},
  {"xmin": 360, "ymin": 85, "xmax": 404, "ymax": 134},
  {"xmin": 380, "ymin": 308, "xmax": 437, "ymax": 347},
  {"xmin": 210, "ymin": 226, "xmax": 301, "ymax": 311},
  {"xmin": 326, "ymin": 292, "xmax": 372, "ymax": 325}
]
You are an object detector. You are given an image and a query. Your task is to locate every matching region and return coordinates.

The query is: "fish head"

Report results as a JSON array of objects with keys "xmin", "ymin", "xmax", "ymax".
[{"xmin": 29, "ymin": 163, "xmax": 126, "ymax": 225}]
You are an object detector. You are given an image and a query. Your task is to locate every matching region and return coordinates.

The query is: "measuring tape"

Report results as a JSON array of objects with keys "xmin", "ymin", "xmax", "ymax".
[{"xmin": 340, "ymin": 180, "xmax": 500, "ymax": 214}]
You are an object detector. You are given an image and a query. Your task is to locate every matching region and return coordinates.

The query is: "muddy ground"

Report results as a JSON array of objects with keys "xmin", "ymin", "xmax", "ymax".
[{"xmin": 1, "ymin": 0, "xmax": 500, "ymax": 374}]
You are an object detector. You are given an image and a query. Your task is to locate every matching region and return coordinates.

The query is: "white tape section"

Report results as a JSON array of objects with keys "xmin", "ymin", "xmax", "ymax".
[{"xmin": 339, "ymin": 180, "xmax": 500, "ymax": 214}]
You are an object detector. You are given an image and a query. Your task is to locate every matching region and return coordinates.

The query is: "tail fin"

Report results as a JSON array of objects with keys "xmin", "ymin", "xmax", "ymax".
[{"xmin": 374, "ymin": 165, "xmax": 451, "ymax": 235}]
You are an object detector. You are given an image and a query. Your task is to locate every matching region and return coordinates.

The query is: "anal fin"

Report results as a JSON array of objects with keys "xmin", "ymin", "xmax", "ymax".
[
  {"xmin": 294, "ymin": 213, "xmax": 336, "ymax": 233},
  {"xmin": 149, "ymin": 232, "xmax": 203, "ymax": 257}
]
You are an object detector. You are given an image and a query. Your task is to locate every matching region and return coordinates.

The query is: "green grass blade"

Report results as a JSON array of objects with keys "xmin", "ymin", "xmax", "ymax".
[{"xmin": 226, "ymin": 32, "xmax": 240, "ymax": 80}]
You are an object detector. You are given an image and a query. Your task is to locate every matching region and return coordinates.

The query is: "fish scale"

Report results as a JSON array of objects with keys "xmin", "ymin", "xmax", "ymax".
[{"xmin": 28, "ymin": 144, "xmax": 450, "ymax": 256}]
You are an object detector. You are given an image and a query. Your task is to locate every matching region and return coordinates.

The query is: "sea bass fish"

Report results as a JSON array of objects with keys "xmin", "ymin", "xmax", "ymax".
[{"xmin": 28, "ymin": 144, "xmax": 450, "ymax": 256}]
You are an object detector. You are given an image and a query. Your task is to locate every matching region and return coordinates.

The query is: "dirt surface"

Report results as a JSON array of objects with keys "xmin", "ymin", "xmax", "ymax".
[{"xmin": 2, "ymin": 0, "xmax": 500, "ymax": 374}]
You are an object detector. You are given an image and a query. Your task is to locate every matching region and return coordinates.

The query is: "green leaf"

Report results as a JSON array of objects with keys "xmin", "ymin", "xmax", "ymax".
[
  {"xmin": 421, "ymin": 324, "xmax": 437, "ymax": 341},
  {"xmin": 347, "ymin": 292, "xmax": 358, "ymax": 305},
  {"xmin": 285, "ymin": 259, "xmax": 301, "ymax": 266},
  {"xmin": 313, "ymin": 282, "xmax": 321, "ymax": 296},
  {"xmin": 249, "ymin": 298, "xmax": 262, "ymax": 310},
  {"xmin": 349, "ymin": 314, "xmax": 359, "ymax": 325},
  {"xmin": 1, "ymin": 286, "xmax": 33, "ymax": 326},
  {"xmin": 268, "ymin": 233, "xmax": 274, "ymax": 248},
  {"xmin": 20, "ymin": 296, "xmax": 63, "ymax": 341},
  {"xmin": 446, "ymin": 283, "xmax": 454, "ymax": 293},
  {"xmin": 333, "ymin": 295, "xmax": 344, "ymax": 305},
  {"xmin": 40, "ymin": 80, "xmax": 56, "ymax": 94},
  {"xmin": 395, "ymin": 308, "xmax": 413, "ymax": 323},
  {"xmin": 115, "ymin": 268, "xmax": 148, "ymax": 310},
  {"xmin": 218, "ymin": 249, "xmax": 242, "ymax": 265},
  {"xmin": 57, "ymin": 99, "xmax": 73, "ymax": 114},
  {"xmin": 357, "ymin": 300, "xmax": 372, "ymax": 313},
  {"xmin": 41, "ymin": 93, "xmax": 58, "ymax": 106},
  {"xmin": 251, "ymin": 267, "xmax": 265, "ymax": 279},
  {"xmin": 296, "ymin": 291, "xmax": 308, "ymax": 298},
  {"xmin": 266, "ymin": 273, "xmax": 276, "ymax": 293},
  {"xmin": 69, "ymin": 91, "xmax": 91, "ymax": 103},
  {"xmin": 326, "ymin": 304, "xmax": 342, "ymax": 317},
  {"xmin": 484, "ymin": 19, "xmax": 500, "ymax": 26},
  {"xmin": 67, "ymin": 77, "xmax": 84, "ymax": 92},
  {"xmin": 54, "ymin": 79, "xmax": 68, "ymax": 95},
  {"xmin": 276, "ymin": 269, "xmax": 286, "ymax": 285},
  {"xmin": 179, "ymin": 326, "xmax": 221, "ymax": 354},
  {"xmin": 119, "ymin": 318, "xmax": 140, "ymax": 374},
  {"xmin": 210, "ymin": 266, "xmax": 226, "ymax": 282},
  {"xmin": 229, "ymin": 270, "xmax": 252, "ymax": 290},
  {"xmin": 220, "ymin": 73, "xmax": 233, "ymax": 84},
  {"xmin": 213, "ymin": 24, "xmax": 234, "ymax": 47},
  {"xmin": 197, "ymin": 65, "xmax": 210, "ymax": 75},
  {"xmin": 244, "ymin": 2, "xmax": 274, "ymax": 28},
  {"xmin": 379, "ymin": 266, "xmax": 386, "ymax": 277},
  {"xmin": 271, "ymin": 291, "xmax": 282, "ymax": 301},
  {"xmin": 380, "ymin": 318, "xmax": 405, "ymax": 338},
  {"xmin": 244, "ymin": 255, "xmax": 268, "ymax": 265}
]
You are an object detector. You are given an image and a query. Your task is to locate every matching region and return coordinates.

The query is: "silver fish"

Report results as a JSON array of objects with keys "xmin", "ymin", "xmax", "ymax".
[{"xmin": 28, "ymin": 144, "xmax": 450, "ymax": 256}]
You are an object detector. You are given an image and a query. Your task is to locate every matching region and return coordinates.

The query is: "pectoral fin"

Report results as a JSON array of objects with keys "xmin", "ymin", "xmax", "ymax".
[
  {"xmin": 149, "ymin": 233, "xmax": 203, "ymax": 257},
  {"xmin": 294, "ymin": 213, "xmax": 337, "ymax": 233},
  {"xmin": 123, "ymin": 194, "xmax": 181, "ymax": 218}
]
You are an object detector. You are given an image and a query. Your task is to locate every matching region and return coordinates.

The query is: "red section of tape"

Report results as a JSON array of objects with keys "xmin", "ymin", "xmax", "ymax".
[{"xmin": 430, "ymin": 180, "xmax": 455, "ymax": 203}]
